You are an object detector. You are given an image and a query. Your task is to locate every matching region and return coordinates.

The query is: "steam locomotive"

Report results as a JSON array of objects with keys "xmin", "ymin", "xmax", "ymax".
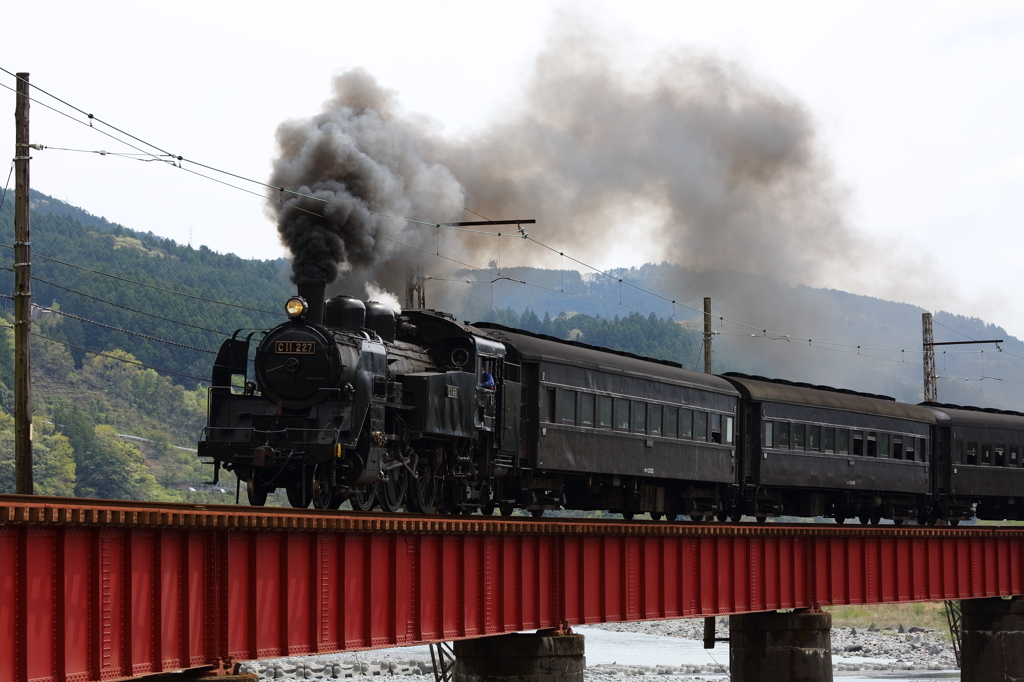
[{"xmin": 198, "ymin": 285, "xmax": 1024, "ymax": 523}]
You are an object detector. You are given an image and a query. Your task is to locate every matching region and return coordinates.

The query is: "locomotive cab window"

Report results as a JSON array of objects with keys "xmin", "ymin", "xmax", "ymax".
[
  {"xmin": 710, "ymin": 413, "xmax": 722, "ymax": 443},
  {"xmin": 598, "ymin": 396, "xmax": 613, "ymax": 429},
  {"xmin": 966, "ymin": 442, "xmax": 978, "ymax": 465},
  {"xmin": 581, "ymin": 393, "xmax": 595, "ymax": 427},
  {"xmin": 853, "ymin": 431, "xmax": 864, "ymax": 456},
  {"xmin": 694, "ymin": 411, "xmax": 708, "ymax": 441},
  {"xmin": 995, "ymin": 444, "xmax": 1006, "ymax": 467},
  {"xmin": 777, "ymin": 422, "xmax": 790, "ymax": 449},
  {"xmin": 763, "ymin": 421, "xmax": 774, "ymax": 448},
  {"xmin": 793, "ymin": 424, "xmax": 805, "ymax": 450},
  {"xmin": 808, "ymin": 425, "xmax": 821, "ymax": 452},
  {"xmin": 981, "ymin": 443, "xmax": 992, "ymax": 466},
  {"xmin": 614, "ymin": 398, "xmax": 630, "ymax": 431},
  {"xmin": 649, "ymin": 404, "xmax": 663, "ymax": 436},
  {"xmin": 824, "ymin": 428, "xmax": 835, "ymax": 453},
  {"xmin": 838, "ymin": 430, "xmax": 850, "ymax": 455},
  {"xmin": 664, "ymin": 407, "xmax": 678, "ymax": 438},
  {"xmin": 680, "ymin": 410, "xmax": 693, "ymax": 439},
  {"xmin": 560, "ymin": 390, "xmax": 577, "ymax": 424},
  {"xmin": 633, "ymin": 402, "xmax": 647, "ymax": 434}
]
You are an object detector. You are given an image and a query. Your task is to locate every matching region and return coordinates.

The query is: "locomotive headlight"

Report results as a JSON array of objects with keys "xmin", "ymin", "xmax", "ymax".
[{"xmin": 285, "ymin": 297, "xmax": 307, "ymax": 318}]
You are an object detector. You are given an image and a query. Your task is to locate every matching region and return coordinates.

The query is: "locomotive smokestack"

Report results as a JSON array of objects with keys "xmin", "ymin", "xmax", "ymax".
[{"xmin": 297, "ymin": 283, "xmax": 326, "ymax": 325}]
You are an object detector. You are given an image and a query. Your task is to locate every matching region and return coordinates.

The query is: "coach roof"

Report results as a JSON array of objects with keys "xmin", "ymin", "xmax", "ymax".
[{"xmin": 474, "ymin": 323, "xmax": 739, "ymax": 396}]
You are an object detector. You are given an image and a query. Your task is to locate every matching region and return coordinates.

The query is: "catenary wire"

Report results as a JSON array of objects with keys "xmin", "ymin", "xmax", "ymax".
[
  {"xmin": 0, "ymin": 243, "xmax": 284, "ymax": 316},
  {"xmin": 33, "ymin": 305, "xmax": 217, "ymax": 354},
  {"xmin": 0, "ymin": 321, "xmax": 208, "ymax": 383},
  {"xmin": 5, "ymin": 69, "xmax": 1023, "ymax": 373},
  {"xmin": 0, "ymin": 161, "xmax": 13, "ymax": 212}
]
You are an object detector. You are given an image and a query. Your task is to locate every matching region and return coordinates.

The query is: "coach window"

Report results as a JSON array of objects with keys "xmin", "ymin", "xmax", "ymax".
[
  {"xmin": 838, "ymin": 430, "xmax": 850, "ymax": 455},
  {"xmin": 633, "ymin": 402, "xmax": 647, "ymax": 434},
  {"xmin": 853, "ymin": 431, "xmax": 864, "ymax": 456},
  {"xmin": 893, "ymin": 436, "xmax": 903, "ymax": 460},
  {"xmin": 866, "ymin": 432, "xmax": 878, "ymax": 457},
  {"xmin": 981, "ymin": 443, "xmax": 992, "ymax": 466},
  {"xmin": 777, "ymin": 422, "xmax": 790, "ymax": 449},
  {"xmin": 1011, "ymin": 446, "xmax": 1020, "ymax": 468},
  {"xmin": 966, "ymin": 442, "xmax": 978, "ymax": 465},
  {"xmin": 560, "ymin": 390, "xmax": 577, "ymax": 424},
  {"xmin": 614, "ymin": 398, "xmax": 631, "ymax": 431},
  {"xmin": 694, "ymin": 411, "xmax": 708, "ymax": 441},
  {"xmin": 650, "ymin": 404, "xmax": 663, "ymax": 436},
  {"xmin": 824, "ymin": 428, "xmax": 835, "ymax": 453},
  {"xmin": 664, "ymin": 407, "xmax": 678, "ymax": 438},
  {"xmin": 725, "ymin": 416, "xmax": 734, "ymax": 444},
  {"xmin": 905, "ymin": 438, "xmax": 916, "ymax": 462},
  {"xmin": 793, "ymin": 423, "xmax": 806, "ymax": 450},
  {"xmin": 710, "ymin": 413, "xmax": 722, "ymax": 443},
  {"xmin": 954, "ymin": 441, "xmax": 963, "ymax": 464},
  {"xmin": 879, "ymin": 433, "xmax": 890, "ymax": 458},
  {"xmin": 544, "ymin": 388, "xmax": 556, "ymax": 423},
  {"xmin": 581, "ymin": 393, "xmax": 595, "ymax": 427},
  {"xmin": 598, "ymin": 396, "xmax": 613, "ymax": 429},
  {"xmin": 763, "ymin": 421, "xmax": 774, "ymax": 448},
  {"xmin": 808, "ymin": 425, "xmax": 821, "ymax": 452},
  {"xmin": 680, "ymin": 410, "xmax": 694, "ymax": 439},
  {"xmin": 995, "ymin": 444, "xmax": 1006, "ymax": 467}
]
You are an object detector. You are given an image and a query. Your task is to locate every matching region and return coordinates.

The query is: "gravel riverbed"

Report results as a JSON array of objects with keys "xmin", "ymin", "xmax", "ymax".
[{"xmin": 242, "ymin": 616, "xmax": 958, "ymax": 681}]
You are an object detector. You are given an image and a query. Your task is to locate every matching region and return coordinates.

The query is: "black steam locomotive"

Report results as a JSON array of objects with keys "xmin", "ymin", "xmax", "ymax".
[{"xmin": 199, "ymin": 286, "xmax": 1024, "ymax": 524}]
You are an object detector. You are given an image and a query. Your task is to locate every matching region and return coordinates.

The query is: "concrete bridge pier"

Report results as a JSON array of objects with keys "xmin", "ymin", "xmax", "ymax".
[
  {"xmin": 453, "ymin": 630, "xmax": 585, "ymax": 682},
  {"xmin": 961, "ymin": 597, "xmax": 1024, "ymax": 682},
  {"xmin": 729, "ymin": 609, "xmax": 833, "ymax": 682}
]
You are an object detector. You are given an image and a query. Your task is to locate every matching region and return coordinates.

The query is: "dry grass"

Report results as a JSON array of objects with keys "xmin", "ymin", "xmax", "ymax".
[{"xmin": 824, "ymin": 601, "xmax": 951, "ymax": 635}]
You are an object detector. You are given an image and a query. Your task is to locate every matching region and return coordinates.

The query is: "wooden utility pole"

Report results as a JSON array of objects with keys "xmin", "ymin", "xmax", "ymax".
[
  {"xmin": 13, "ymin": 72, "xmax": 33, "ymax": 494},
  {"xmin": 703, "ymin": 297, "xmax": 712, "ymax": 374},
  {"xmin": 922, "ymin": 313, "xmax": 937, "ymax": 403}
]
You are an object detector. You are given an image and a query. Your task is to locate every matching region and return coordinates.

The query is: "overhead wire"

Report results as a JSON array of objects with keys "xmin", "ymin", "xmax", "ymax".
[
  {"xmin": 0, "ymin": 321, "xmax": 208, "ymax": 383},
  {"xmin": 7, "ymin": 68, "xmax": 1024, "ymax": 383}
]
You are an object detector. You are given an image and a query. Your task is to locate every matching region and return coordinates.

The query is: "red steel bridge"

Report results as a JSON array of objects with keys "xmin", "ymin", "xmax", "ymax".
[{"xmin": 1, "ymin": 494, "xmax": 1023, "ymax": 682}]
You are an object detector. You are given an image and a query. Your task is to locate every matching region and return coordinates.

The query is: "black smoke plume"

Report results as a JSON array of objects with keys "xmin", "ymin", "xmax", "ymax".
[{"xmin": 269, "ymin": 18, "xmax": 892, "ymax": 306}]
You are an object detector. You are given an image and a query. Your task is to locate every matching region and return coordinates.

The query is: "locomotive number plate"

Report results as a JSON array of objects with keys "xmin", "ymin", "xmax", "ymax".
[{"xmin": 275, "ymin": 341, "xmax": 315, "ymax": 354}]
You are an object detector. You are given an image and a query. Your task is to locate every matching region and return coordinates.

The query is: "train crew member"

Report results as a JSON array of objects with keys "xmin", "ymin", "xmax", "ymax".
[{"xmin": 480, "ymin": 369, "xmax": 495, "ymax": 389}]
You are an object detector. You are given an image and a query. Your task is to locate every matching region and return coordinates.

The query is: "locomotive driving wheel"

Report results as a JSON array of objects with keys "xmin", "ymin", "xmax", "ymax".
[
  {"xmin": 405, "ymin": 460, "xmax": 437, "ymax": 513},
  {"xmin": 352, "ymin": 484, "xmax": 377, "ymax": 512},
  {"xmin": 379, "ymin": 465, "xmax": 408, "ymax": 513}
]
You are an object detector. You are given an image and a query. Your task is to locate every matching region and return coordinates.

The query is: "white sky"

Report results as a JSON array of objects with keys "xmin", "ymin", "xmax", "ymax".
[{"xmin": 2, "ymin": 1, "xmax": 1023, "ymax": 335}]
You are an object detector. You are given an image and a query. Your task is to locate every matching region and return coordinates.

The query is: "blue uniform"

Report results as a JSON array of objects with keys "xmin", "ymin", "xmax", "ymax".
[{"xmin": 481, "ymin": 371, "xmax": 495, "ymax": 389}]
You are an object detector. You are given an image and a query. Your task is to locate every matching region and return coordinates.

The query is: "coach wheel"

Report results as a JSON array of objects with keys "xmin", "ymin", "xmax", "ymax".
[
  {"xmin": 246, "ymin": 477, "xmax": 269, "ymax": 506},
  {"xmin": 729, "ymin": 511, "xmax": 743, "ymax": 523},
  {"xmin": 870, "ymin": 512, "xmax": 882, "ymax": 525},
  {"xmin": 917, "ymin": 511, "xmax": 930, "ymax": 526},
  {"xmin": 834, "ymin": 516, "xmax": 846, "ymax": 525},
  {"xmin": 651, "ymin": 512, "xmax": 664, "ymax": 521},
  {"xmin": 531, "ymin": 509, "xmax": 545, "ymax": 518},
  {"xmin": 690, "ymin": 513, "xmax": 705, "ymax": 523},
  {"xmin": 500, "ymin": 502, "xmax": 515, "ymax": 517},
  {"xmin": 892, "ymin": 518, "xmax": 904, "ymax": 526},
  {"xmin": 312, "ymin": 462, "xmax": 343, "ymax": 510},
  {"xmin": 949, "ymin": 518, "xmax": 960, "ymax": 527},
  {"xmin": 353, "ymin": 484, "xmax": 377, "ymax": 512},
  {"xmin": 755, "ymin": 515, "xmax": 768, "ymax": 524},
  {"xmin": 380, "ymin": 466, "xmax": 408, "ymax": 513},
  {"xmin": 716, "ymin": 509, "xmax": 729, "ymax": 522},
  {"xmin": 622, "ymin": 511, "xmax": 634, "ymax": 520},
  {"xmin": 481, "ymin": 484, "xmax": 496, "ymax": 516},
  {"xmin": 859, "ymin": 514, "xmax": 870, "ymax": 525},
  {"xmin": 286, "ymin": 473, "xmax": 312, "ymax": 509}
]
